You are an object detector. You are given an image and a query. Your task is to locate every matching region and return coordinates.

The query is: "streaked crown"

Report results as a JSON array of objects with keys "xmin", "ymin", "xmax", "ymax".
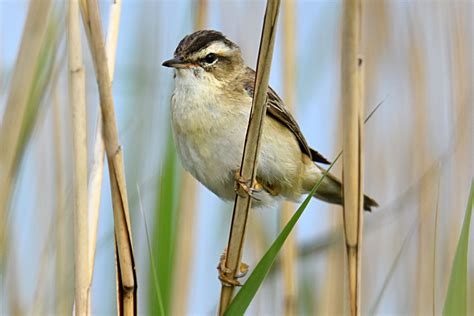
[{"xmin": 174, "ymin": 30, "xmax": 238, "ymax": 58}]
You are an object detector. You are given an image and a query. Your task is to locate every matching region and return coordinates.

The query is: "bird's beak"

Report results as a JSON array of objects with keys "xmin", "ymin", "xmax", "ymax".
[{"xmin": 162, "ymin": 57, "xmax": 193, "ymax": 69}]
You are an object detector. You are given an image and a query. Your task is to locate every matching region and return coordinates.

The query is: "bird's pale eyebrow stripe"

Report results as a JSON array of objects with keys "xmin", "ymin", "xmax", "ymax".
[
  {"xmin": 207, "ymin": 41, "xmax": 234, "ymax": 53},
  {"xmin": 179, "ymin": 31, "xmax": 235, "ymax": 56},
  {"xmin": 192, "ymin": 41, "xmax": 235, "ymax": 59}
]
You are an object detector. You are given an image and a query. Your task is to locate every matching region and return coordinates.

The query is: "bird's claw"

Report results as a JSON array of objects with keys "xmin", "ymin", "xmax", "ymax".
[
  {"xmin": 234, "ymin": 171, "xmax": 262, "ymax": 201},
  {"xmin": 217, "ymin": 249, "xmax": 249, "ymax": 287}
]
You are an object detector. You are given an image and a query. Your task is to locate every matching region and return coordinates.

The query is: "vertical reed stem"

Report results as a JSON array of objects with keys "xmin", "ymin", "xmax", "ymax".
[
  {"xmin": 81, "ymin": 0, "xmax": 137, "ymax": 313},
  {"xmin": 280, "ymin": 0, "xmax": 298, "ymax": 314},
  {"xmin": 218, "ymin": 1, "xmax": 281, "ymax": 313},
  {"xmin": 87, "ymin": 0, "xmax": 122, "ymax": 281},
  {"xmin": 341, "ymin": 0, "xmax": 364, "ymax": 315},
  {"xmin": 68, "ymin": 0, "xmax": 90, "ymax": 313}
]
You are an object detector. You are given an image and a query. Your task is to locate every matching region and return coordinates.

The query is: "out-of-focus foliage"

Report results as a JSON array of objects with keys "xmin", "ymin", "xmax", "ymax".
[
  {"xmin": 17, "ymin": 9, "xmax": 63, "ymax": 165},
  {"xmin": 149, "ymin": 132, "xmax": 180, "ymax": 315},
  {"xmin": 443, "ymin": 180, "xmax": 473, "ymax": 316}
]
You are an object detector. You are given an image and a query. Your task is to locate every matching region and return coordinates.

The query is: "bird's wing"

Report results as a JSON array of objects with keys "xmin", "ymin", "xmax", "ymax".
[{"xmin": 243, "ymin": 68, "xmax": 330, "ymax": 164}]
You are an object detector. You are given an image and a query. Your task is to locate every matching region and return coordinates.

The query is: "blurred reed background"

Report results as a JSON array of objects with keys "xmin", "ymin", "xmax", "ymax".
[{"xmin": 0, "ymin": 0, "xmax": 472, "ymax": 314}]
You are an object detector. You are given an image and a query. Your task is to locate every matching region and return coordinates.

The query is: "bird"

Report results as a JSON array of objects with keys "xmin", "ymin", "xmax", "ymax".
[{"xmin": 162, "ymin": 30, "xmax": 378, "ymax": 213}]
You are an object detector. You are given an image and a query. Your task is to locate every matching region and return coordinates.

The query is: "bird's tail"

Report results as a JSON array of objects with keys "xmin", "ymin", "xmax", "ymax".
[{"xmin": 303, "ymin": 164, "xmax": 378, "ymax": 212}]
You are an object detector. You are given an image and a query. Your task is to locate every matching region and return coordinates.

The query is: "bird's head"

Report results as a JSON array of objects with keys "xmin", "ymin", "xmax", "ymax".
[{"xmin": 162, "ymin": 30, "xmax": 244, "ymax": 85}]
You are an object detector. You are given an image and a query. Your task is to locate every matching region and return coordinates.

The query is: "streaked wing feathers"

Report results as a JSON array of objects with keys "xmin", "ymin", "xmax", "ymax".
[{"xmin": 243, "ymin": 68, "xmax": 330, "ymax": 164}]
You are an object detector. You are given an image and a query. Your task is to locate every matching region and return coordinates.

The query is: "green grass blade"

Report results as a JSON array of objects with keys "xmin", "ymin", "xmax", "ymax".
[
  {"xmin": 443, "ymin": 179, "xmax": 474, "ymax": 316},
  {"xmin": 148, "ymin": 132, "xmax": 180, "ymax": 315}
]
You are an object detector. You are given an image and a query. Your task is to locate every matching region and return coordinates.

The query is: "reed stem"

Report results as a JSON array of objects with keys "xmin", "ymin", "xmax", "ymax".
[
  {"xmin": 341, "ymin": 0, "xmax": 364, "ymax": 315},
  {"xmin": 218, "ymin": 1, "xmax": 281, "ymax": 313},
  {"xmin": 68, "ymin": 0, "xmax": 90, "ymax": 312},
  {"xmin": 81, "ymin": 0, "xmax": 137, "ymax": 313}
]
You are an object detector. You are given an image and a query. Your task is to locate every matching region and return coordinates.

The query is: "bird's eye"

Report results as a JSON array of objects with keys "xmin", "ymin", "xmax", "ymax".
[{"xmin": 203, "ymin": 53, "xmax": 217, "ymax": 64}]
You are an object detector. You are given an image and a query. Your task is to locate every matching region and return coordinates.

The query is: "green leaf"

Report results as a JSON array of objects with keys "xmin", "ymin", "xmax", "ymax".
[{"xmin": 443, "ymin": 179, "xmax": 473, "ymax": 316}]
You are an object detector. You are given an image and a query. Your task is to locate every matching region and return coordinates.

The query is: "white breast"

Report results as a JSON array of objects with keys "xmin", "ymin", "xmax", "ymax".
[{"xmin": 170, "ymin": 68, "xmax": 250, "ymax": 199}]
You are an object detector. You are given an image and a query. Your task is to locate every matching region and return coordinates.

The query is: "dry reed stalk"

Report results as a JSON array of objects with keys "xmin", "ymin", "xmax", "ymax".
[
  {"xmin": 318, "ymin": 216, "xmax": 345, "ymax": 315},
  {"xmin": 279, "ymin": 209, "xmax": 297, "ymax": 313},
  {"xmin": 170, "ymin": 171, "xmax": 198, "ymax": 315},
  {"xmin": 195, "ymin": 0, "xmax": 207, "ymax": 31},
  {"xmin": 319, "ymin": 77, "xmax": 345, "ymax": 316},
  {"xmin": 170, "ymin": 3, "xmax": 207, "ymax": 314},
  {"xmin": 104, "ymin": 0, "xmax": 121, "ymax": 80},
  {"xmin": 30, "ymin": 48, "xmax": 69, "ymax": 313},
  {"xmin": 79, "ymin": 0, "xmax": 90, "ymax": 43},
  {"xmin": 0, "ymin": 0, "xmax": 52, "ymax": 266},
  {"xmin": 246, "ymin": 213, "xmax": 269, "ymax": 312},
  {"xmin": 280, "ymin": 0, "xmax": 297, "ymax": 314},
  {"xmin": 218, "ymin": 1, "xmax": 281, "ymax": 313},
  {"xmin": 341, "ymin": 0, "xmax": 364, "ymax": 315},
  {"xmin": 68, "ymin": 0, "xmax": 90, "ymax": 313},
  {"xmin": 409, "ymin": 27, "xmax": 433, "ymax": 316},
  {"xmin": 7, "ymin": 253, "xmax": 22, "ymax": 315},
  {"xmin": 53, "ymin": 87, "xmax": 73, "ymax": 314},
  {"xmin": 87, "ymin": 0, "xmax": 122, "ymax": 280},
  {"xmin": 80, "ymin": 0, "xmax": 137, "ymax": 314}
]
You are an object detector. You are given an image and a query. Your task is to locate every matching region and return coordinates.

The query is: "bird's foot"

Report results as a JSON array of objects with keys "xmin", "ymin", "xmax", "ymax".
[
  {"xmin": 233, "ymin": 171, "xmax": 262, "ymax": 201},
  {"xmin": 217, "ymin": 248, "xmax": 249, "ymax": 287}
]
